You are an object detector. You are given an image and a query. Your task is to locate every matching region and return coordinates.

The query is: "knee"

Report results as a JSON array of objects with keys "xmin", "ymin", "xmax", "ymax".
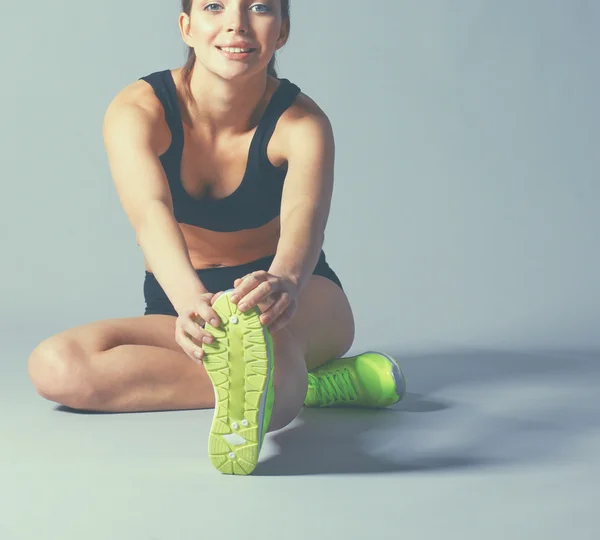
[{"xmin": 28, "ymin": 338, "xmax": 96, "ymax": 409}]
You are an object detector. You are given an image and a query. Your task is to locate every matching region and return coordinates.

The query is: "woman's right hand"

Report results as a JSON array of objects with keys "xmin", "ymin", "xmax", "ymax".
[{"xmin": 175, "ymin": 292, "xmax": 222, "ymax": 364}]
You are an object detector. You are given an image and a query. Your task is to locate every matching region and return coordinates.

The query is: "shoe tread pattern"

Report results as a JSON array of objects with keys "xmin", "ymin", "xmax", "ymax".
[{"xmin": 202, "ymin": 293, "xmax": 271, "ymax": 475}]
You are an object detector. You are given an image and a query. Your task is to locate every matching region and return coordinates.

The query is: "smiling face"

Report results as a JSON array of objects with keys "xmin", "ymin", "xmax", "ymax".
[{"xmin": 180, "ymin": 0, "xmax": 289, "ymax": 78}]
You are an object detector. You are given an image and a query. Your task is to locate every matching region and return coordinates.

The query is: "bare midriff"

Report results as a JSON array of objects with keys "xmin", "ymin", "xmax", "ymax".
[{"xmin": 143, "ymin": 216, "xmax": 281, "ymax": 272}]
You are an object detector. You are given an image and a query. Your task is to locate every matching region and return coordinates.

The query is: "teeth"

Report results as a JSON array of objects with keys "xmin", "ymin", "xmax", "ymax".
[{"xmin": 221, "ymin": 47, "xmax": 252, "ymax": 53}]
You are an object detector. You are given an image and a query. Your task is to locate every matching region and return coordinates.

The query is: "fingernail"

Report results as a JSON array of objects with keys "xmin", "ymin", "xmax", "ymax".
[
  {"xmin": 238, "ymin": 303, "xmax": 247, "ymax": 311},
  {"xmin": 194, "ymin": 351, "xmax": 202, "ymax": 359},
  {"xmin": 203, "ymin": 336, "xmax": 212, "ymax": 344},
  {"xmin": 231, "ymin": 295, "xmax": 238, "ymax": 303},
  {"xmin": 211, "ymin": 319, "xmax": 219, "ymax": 327}
]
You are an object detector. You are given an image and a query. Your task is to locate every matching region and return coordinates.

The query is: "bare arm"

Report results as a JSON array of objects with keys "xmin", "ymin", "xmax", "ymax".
[
  {"xmin": 268, "ymin": 112, "xmax": 335, "ymax": 293},
  {"xmin": 102, "ymin": 94, "xmax": 207, "ymax": 314}
]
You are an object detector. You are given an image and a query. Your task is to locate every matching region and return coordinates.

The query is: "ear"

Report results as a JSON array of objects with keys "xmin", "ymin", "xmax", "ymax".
[
  {"xmin": 179, "ymin": 12, "xmax": 193, "ymax": 46},
  {"xmin": 276, "ymin": 18, "xmax": 290, "ymax": 50}
]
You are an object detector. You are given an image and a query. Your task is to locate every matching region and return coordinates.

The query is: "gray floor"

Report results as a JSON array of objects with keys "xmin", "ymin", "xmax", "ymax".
[{"xmin": 1, "ymin": 343, "xmax": 598, "ymax": 540}]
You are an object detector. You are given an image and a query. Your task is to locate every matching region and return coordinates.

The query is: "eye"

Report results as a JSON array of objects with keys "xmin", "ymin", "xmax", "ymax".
[
  {"xmin": 250, "ymin": 3, "xmax": 271, "ymax": 13},
  {"xmin": 204, "ymin": 3, "xmax": 270, "ymax": 13}
]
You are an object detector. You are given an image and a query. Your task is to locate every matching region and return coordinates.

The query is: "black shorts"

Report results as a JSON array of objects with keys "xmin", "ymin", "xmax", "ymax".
[{"xmin": 143, "ymin": 250, "xmax": 343, "ymax": 316}]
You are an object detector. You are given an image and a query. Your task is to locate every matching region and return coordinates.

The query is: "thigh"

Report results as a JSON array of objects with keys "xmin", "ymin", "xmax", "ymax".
[
  {"xmin": 286, "ymin": 276, "xmax": 355, "ymax": 371},
  {"xmin": 35, "ymin": 314, "xmax": 180, "ymax": 357}
]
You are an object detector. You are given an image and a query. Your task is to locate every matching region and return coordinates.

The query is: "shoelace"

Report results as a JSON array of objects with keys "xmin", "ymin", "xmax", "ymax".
[{"xmin": 308, "ymin": 369, "xmax": 359, "ymax": 406}]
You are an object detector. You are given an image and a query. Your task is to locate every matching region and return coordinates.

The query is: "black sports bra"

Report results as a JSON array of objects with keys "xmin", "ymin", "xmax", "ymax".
[{"xmin": 138, "ymin": 69, "xmax": 301, "ymax": 232}]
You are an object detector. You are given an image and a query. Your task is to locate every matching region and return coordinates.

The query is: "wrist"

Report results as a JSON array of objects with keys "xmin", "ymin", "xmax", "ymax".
[
  {"xmin": 170, "ymin": 271, "xmax": 209, "ymax": 314},
  {"xmin": 271, "ymin": 269, "xmax": 301, "ymax": 290}
]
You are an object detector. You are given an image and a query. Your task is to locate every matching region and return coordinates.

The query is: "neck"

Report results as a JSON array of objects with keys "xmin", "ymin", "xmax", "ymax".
[{"xmin": 184, "ymin": 62, "xmax": 272, "ymax": 137}]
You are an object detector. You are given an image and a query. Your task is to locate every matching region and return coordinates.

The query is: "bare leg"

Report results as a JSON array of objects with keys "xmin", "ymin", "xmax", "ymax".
[
  {"xmin": 29, "ymin": 276, "xmax": 354, "ymax": 429},
  {"xmin": 28, "ymin": 323, "xmax": 309, "ymax": 431},
  {"xmin": 268, "ymin": 328, "xmax": 309, "ymax": 432},
  {"xmin": 62, "ymin": 344, "xmax": 214, "ymax": 412}
]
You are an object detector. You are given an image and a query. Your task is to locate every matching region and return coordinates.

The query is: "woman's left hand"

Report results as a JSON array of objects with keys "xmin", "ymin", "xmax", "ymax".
[{"xmin": 227, "ymin": 270, "xmax": 299, "ymax": 333}]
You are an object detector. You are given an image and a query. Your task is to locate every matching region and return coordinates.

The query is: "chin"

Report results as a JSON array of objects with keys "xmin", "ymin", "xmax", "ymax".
[{"xmin": 216, "ymin": 65, "xmax": 266, "ymax": 81}]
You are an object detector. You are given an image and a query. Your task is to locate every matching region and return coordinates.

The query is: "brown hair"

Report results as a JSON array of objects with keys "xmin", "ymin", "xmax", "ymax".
[{"xmin": 180, "ymin": 0, "xmax": 291, "ymax": 106}]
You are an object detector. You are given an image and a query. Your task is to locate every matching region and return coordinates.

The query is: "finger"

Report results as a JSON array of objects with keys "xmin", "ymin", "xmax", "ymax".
[
  {"xmin": 260, "ymin": 293, "xmax": 290, "ymax": 326},
  {"xmin": 182, "ymin": 319, "xmax": 215, "ymax": 346},
  {"xmin": 181, "ymin": 318, "xmax": 203, "ymax": 343},
  {"xmin": 269, "ymin": 305, "xmax": 295, "ymax": 333},
  {"xmin": 210, "ymin": 291, "xmax": 224, "ymax": 306},
  {"xmin": 195, "ymin": 303, "xmax": 221, "ymax": 328},
  {"xmin": 176, "ymin": 329, "xmax": 205, "ymax": 364},
  {"xmin": 231, "ymin": 272, "xmax": 268, "ymax": 305},
  {"xmin": 256, "ymin": 295, "xmax": 277, "ymax": 315},
  {"xmin": 238, "ymin": 280, "xmax": 277, "ymax": 312},
  {"xmin": 231, "ymin": 273, "xmax": 260, "ymax": 303}
]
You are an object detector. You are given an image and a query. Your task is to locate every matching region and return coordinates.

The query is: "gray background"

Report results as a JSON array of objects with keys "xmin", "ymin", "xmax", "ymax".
[
  {"xmin": 1, "ymin": 1, "xmax": 599, "ymax": 540},
  {"xmin": 1, "ymin": 0, "xmax": 598, "ymax": 352}
]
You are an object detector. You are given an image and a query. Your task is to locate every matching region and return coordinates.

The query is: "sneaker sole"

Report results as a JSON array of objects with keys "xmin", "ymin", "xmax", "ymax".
[{"xmin": 202, "ymin": 290, "xmax": 274, "ymax": 475}]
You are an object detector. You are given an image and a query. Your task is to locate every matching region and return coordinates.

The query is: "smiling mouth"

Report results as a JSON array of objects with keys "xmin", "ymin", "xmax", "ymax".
[{"xmin": 216, "ymin": 46, "xmax": 257, "ymax": 53}]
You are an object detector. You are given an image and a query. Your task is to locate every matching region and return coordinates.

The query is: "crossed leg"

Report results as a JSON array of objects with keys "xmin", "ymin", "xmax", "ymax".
[{"xmin": 27, "ymin": 276, "xmax": 354, "ymax": 432}]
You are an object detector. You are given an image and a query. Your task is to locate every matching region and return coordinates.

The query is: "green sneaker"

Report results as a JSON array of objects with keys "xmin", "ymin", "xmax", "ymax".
[
  {"xmin": 201, "ymin": 290, "xmax": 275, "ymax": 475},
  {"xmin": 304, "ymin": 351, "xmax": 406, "ymax": 408}
]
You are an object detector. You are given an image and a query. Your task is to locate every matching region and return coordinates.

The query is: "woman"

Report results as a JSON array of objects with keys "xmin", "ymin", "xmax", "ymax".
[{"xmin": 27, "ymin": 0, "xmax": 406, "ymax": 475}]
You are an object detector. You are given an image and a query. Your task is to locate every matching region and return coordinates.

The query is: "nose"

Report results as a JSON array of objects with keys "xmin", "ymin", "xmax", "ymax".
[{"xmin": 226, "ymin": 6, "xmax": 249, "ymax": 33}]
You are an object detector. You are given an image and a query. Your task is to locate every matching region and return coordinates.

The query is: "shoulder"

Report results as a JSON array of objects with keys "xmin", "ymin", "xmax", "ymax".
[
  {"xmin": 281, "ymin": 85, "xmax": 333, "ymax": 132},
  {"xmin": 106, "ymin": 75, "xmax": 167, "ymax": 122},
  {"xmin": 278, "ymin": 85, "xmax": 334, "ymax": 153},
  {"xmin": 103, "ymin": 75, "xmax": 170, "ymax": 154}
]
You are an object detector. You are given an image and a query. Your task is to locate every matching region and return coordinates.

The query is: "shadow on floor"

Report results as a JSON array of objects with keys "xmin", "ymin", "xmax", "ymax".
[
  {"xmin": 54, "ymin": 348, "xmax": 600, "ymax": 477},
  {"xmin": 54, "ymin": 405, "xmax": 192, "ymax": 415},
  {"xmin": 255, "ymin": 348, "xmax": 600, "ymax": 476},
  {"xmin": 253, "ymin": 404, "xmax": 494, "ymax": 476}
]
